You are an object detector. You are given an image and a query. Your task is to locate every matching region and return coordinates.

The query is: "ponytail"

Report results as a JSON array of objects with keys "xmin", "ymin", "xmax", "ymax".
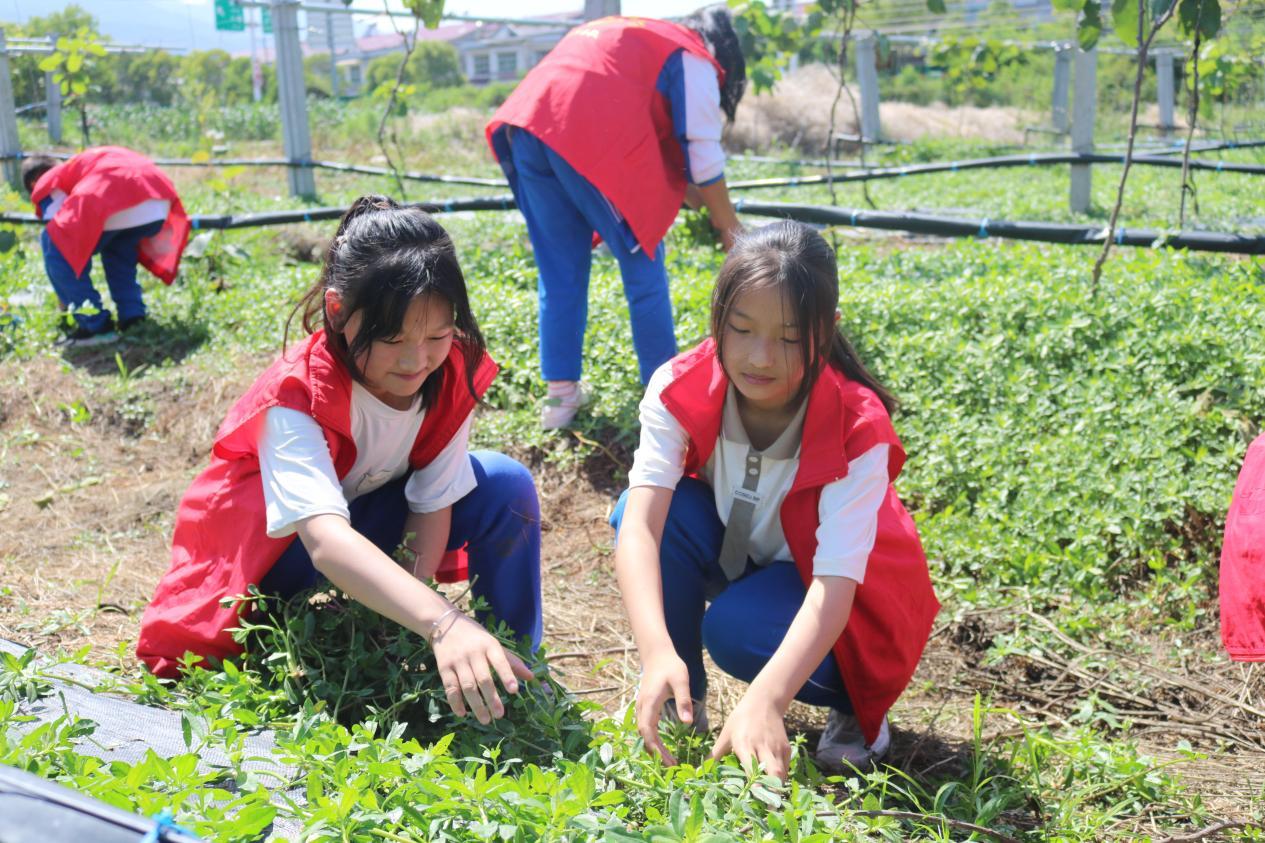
[{"xmin": 281, "ymin": 194, "xmax": 486, "ymax": 409}]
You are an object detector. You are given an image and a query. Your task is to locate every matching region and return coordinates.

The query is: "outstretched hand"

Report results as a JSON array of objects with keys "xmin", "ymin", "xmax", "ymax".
[
  {"xmin": 431, "ymin": 614, "xmax": 535, "ymax": 724},
  {"xmin": 635, "ymin": 650, "xmax": 695, "ymax": 766},
  {"xmin": 710, "ymin": 691, "xmax": 791, "ymax": 781}
]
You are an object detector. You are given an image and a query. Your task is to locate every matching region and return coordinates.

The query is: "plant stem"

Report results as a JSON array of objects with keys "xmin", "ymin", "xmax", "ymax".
[
  {"xmin": 1179, "ymin": 20, "xmax": 1203, "ymax": 227},
  {"xmin": 376, "ymin": 1, "xmax": 420, "ymax": 199},
  {"xmin": 1090, "ymin": 0, "xmax": 1178, "ymax": 293}
]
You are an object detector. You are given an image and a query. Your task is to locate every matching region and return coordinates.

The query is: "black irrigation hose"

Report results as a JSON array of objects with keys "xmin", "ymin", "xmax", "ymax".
[
  {"xmin": 3, "ymin": 151, "xmax": 508, "ymax": 188},
  {"xmin": 732, "ymin": 199, "xmax": 1265, "ymax": 255},
  {"xmin": 9, "ymin": 143, "xmax": 1263, "ymax": 193},
  {"xmin": 0, "ymin": 195, "xmax": 518, "ymax": 230},
  {"xmin": 1, "ymin": 194, "xmax": 1260, "ymax": 254},
  {"xmin": 727, "ymin": 151, "xmax": 1265, "ymax": 191}
]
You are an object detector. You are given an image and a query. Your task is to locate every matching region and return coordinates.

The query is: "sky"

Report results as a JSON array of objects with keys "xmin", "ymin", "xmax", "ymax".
[{"xmin": 0, "ymin": 1, "xmax": 686, "ymax": 54}]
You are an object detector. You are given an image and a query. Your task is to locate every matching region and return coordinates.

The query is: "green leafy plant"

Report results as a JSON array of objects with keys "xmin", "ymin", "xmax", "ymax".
[{"xmin": 38, "ymin": 27, "xmax": 106, "ymax": 146}]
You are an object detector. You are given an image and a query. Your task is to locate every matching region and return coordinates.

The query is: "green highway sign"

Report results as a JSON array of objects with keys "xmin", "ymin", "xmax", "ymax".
[
  {"xmin": 214, "ymin": 0, "xmax": 245, "ymax": 32},
  {"xmin": 262, "ymin": 7, "xmax": 273, "ymax": 34}
]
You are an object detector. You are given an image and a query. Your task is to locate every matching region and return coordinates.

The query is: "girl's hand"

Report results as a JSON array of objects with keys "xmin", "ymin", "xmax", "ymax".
[
  {"xmin": 431, "ymin": 614, "xmax": 535, "ymax": 724},
  {"xmin": 636, "ymin": 650, "xmax": 694, "ymax": 766},
  {"xmin": 711, "ymin": 691, "xmax": 791, "ymax": 781}
]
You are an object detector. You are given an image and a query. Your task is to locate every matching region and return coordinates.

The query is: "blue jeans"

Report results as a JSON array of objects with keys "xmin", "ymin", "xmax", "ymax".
[
  {"xmin": 261, "ymin": 450, "xmax": 543, "ymax": 649},
  {"xmin": 500, "ymin": 128, "xmax": 676, "ymax": 385},
  {"xmin": 40, "ymin": 219, "xmax": 162, "ymax": 332},
  {"xmin": 611, "ymin": 478, "xmax": 854, "ymax": 711}
]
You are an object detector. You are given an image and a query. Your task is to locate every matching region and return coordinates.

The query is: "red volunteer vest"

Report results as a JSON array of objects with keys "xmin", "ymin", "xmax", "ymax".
[
  {"xmin": 1221, "ymin": 434, "xmax": 1265, "ymax": 661},
  {"xmin": 660, "ymin": 340, "xmax": 940, "ymax": 744},
  {"xmin": 136, "ymin": 331, "xmax": 498, "ymax": 677},
  {"xmin": 31, "ymin": 146, "xmax": 191, "ymax": 285},
  {"xmin": 487, "ymin": 16, "xmax": 722, "ymax": 255}
]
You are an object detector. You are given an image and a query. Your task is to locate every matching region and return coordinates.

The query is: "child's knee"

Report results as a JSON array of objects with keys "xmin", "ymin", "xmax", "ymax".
[
  {"xmin": 701, "ymin": 597, "xmax": 758, "ymax": 682},
  {"xmin": 473, "ymin": 450, "xmax": 539, "ymax": 515}
]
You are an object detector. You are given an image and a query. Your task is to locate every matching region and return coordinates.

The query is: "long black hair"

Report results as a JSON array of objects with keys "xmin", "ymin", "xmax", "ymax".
[
  {"xmin": 285, "ymin": 195, "xmax": 486, "ymax": 410},
  {"xmin": 683, "ymin": 5, "xmax": 746, "ymax": 122},
  {"xmin": 710, "ymin": 221, "xmax": 897, "ymax": 414}
]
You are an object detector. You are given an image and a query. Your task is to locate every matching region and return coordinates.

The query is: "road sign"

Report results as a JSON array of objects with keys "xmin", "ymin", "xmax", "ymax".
[
  {"xmin": 262, "ymin": 7, "xmax": 273, "ymax": 35},
  {"xmin": 214, "ymin": 0, "xmax": 245, "ymax": 32}
]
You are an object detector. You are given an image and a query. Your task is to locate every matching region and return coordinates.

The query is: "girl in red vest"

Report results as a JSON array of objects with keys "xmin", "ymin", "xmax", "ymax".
[
  {"xmin": 1221, "ymin": 434, "xmax": 1265, "ymax": 662},
  {"xmin": 139, "ymin": 196, "xmax": 540, "ymax": 725},
  {"xmin": 486, "ymin": 10, "xmax": 747, "ymax": 429},
  {"xmin": 23, "ymin": 148, "xmax": 190, "ymax": 346},
  {"xmin": 611, "ymin": 222, "xmax": 939, "ymax": 778}
]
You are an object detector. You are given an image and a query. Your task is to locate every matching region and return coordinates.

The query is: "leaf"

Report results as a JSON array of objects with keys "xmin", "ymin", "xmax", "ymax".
[
  {"xmin": 66, "ymin": 53, "xmax": 83, "ymax": 74},
  {"xmin": 38, "ymin": 54, "xmax": 63, "ymax": 72},
  {"xmin": 1112, "ymin": 0, "xmax": 1140, "ymax": 46},
  {"xmin": 1078, "ymin": 2, "xmax": 1104, "ymax": 49},
  {"xmin": 1178, "ymin": 0, "xmax": 1221, "ymax": 38},
  {"xmin": 190, "ymin": 149, "xmax": 212, "ymax": 164},
  {"xmin": 926, "ymin": 0, "xmax": 947, "ymax": 12},
  {"xmin": 1052, "ymin": 0, "xmax": 1085, "ymax": 10}
]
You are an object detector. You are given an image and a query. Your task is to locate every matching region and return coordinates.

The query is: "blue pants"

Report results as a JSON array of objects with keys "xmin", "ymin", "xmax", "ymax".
[
  {"xmin": 611, "ymin": 478, "xmax": 854, "ymax": 712},
  {"xmin": 503, "ymin": 129, "xmax": 676, "ymax": 385},
  {"xmin": 261, "ymin": 450, "xmax": 543, "ymax": 649},
  {"xmin": 40, "ymin": 219, "xmax": 162, "ymax": 332}
]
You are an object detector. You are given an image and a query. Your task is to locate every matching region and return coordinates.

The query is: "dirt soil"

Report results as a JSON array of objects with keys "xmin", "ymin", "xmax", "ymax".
[{"xmin": 2, "ymin": 346, "xmax": 1263, "ymax": 827}]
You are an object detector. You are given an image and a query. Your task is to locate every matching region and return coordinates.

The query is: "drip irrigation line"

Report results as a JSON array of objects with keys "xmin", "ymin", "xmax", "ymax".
[
  {"xmin": 1, "ymin": 151, "xmax": 508, "ymax": 188},
  {"xmin": 731, "ymin": 199, "xmax": 1265, "ymax": 255},
  {"xmin": 726, "ymin": 151, "xmax": 1265, "ymax": 191},
  {"xmin": 2, "ymin": 195, "xmax": 1259, "ymax": 255},
  {"xmin": 0, "ymin": 195, "xmax": 517, "ymax": 230},
  {"xmin": 730, "ymin": 139, "xmax": 1265, "ymax": 171}
]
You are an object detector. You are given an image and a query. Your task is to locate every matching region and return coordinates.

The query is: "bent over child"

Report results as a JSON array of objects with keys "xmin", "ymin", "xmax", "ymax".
[
  {"xmin": 612, "ymin": 221, "xmax": 939, "ymax": 778},
  {"xmin": 139, "ymin": 197, "xmax": 540, "ymax": 725}
]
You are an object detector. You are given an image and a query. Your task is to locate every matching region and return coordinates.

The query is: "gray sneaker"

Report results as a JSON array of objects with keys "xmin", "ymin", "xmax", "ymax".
[{"xmin": 815, "ymin": 710, "xmax": 890, "ymax": 771}]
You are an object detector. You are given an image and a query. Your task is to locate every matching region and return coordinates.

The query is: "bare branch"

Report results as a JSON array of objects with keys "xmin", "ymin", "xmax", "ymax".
[
  {"xmin": 376, "ymin": 1, "xmax": 421, "ymax": 199},
  {"xmin": 1179, "ymin": 19, "xmax": 1204, "ymax": 226},
  {"xmin": 1090, "ymin": 0, "xmax": 1179, "ymax": 293}
]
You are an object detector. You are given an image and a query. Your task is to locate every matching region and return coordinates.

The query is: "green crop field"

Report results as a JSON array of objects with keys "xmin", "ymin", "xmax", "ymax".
[{"xmin": 0, "ymin": 92, "xmax": 1263, "ymax": 842}]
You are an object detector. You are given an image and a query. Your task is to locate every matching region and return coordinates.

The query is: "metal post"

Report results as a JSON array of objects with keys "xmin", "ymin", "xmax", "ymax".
[
  {"xmin": 0, "ymin": 30, "xmax": 22, "ymax": 190},
  {"xmin": 1069, "ymin": 47, "xmax": 1096, "ymax": 214},
  {"xmin": 324, "ymin": 11, "xmax": 339, "ymax": 100},
  {"xmin": 249, "ymin": 8, "xmax": 263, "ymax": 103},
  {"xmin": 855, "ymin": 32, "xmax": 881, "ymax": 143},
  {"xmin": 1156, "ymin": 49, "xmax": 1175, "ymax": 135},
  {"xmin": 1051, "ymin": 45, "xmax": 1071, "ymax": 134},
  {"xmin": 272, "ymin": 0, "xmax": 315, "ymax": 197}
]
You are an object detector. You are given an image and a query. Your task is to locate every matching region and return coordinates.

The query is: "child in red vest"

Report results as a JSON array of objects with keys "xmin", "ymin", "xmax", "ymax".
[
  {"xmin": 611, "ymin": 222, "xmax": 939, "ymax": 778},
  {"xmin": 23, "ymin": 147, "xmax": 190, "ymax": 346},
  {"xmin": 486, "ymin": 10, "xmax": 747, "ymax": 429},
  {"xmin": 139, "ymin": 196, "xmax": 540, "ymax": 725},
  {"xmin": 1221, "ymin": 434, "xmax": 1265, "ymax": 661}
]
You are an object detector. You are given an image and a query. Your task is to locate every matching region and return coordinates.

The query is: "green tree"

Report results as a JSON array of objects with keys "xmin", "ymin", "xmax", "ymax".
[
  {"xmin": 224, "ymin": 56, "xmax": 274, "ymax": 104},
  {"xmin": 112, "ymin": 50, "xmax": 180, "ymax": 105},
  {"xmin": 39, "ymin": 27, "xmax": 106, "ymax": 146},
  {"xmin": 181, "ymin": 50, "xmax": 234, "ymax": 101},
  {"xmin": 366, "ymin": 40, "xmax": 463, "ymax": 94}
]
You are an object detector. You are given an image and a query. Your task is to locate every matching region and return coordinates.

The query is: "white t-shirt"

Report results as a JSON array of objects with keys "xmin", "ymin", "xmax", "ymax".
[
  {"xmin": 42, "ymin": 188, "xmax": 170, "ymax": 231},
  {"xmin": 628, "ymin": 361, "xmax": 890, "ymax": 582},
  {"xmin": 258, "ymin": 381, "xmax": 477, "ymax": 538}
]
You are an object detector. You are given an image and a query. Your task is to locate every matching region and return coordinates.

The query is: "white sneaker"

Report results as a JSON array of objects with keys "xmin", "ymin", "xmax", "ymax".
[
  {"xmin": 661, "ymin": 698, "xmax": 709, "ymax": 734},
  {"xmin": 541, "ymin": 380, "xmax": 591, "ymax": 430},
  {"xmin": 815, "ymin": 710, "xmax": 890, "ymax": 771}
]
